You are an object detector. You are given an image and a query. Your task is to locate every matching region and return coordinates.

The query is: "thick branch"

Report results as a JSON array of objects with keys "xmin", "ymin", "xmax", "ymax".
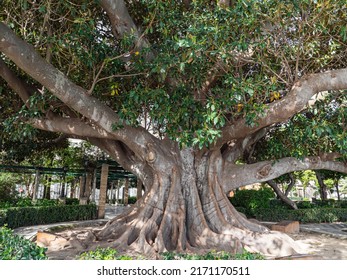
[
  {"xmin": 89, "ymin": 138, "xmax": 153, "ymax": 187},
  {"xmin": 220, "ymin": 154, "xmax": 347, "ymax": 193},
  {"xmin": 0, "ymin": 56, "xmax": 77, "ymax": 117},
  {"xmin": 267, "ymin": 180, "xmax": 297, "ymax": 210},
  {"xmin": 100, "ymin": 0, "xmax": 154, "ymax": 60},
  {"xmin": 222, "ymin": 128, "xmax": 267, "ymax": 163},
  {"xmin": 0, "ymin": 57, "xmax": 31, "ymax": 104},
  {"xmin": 284, "ymin": 173, "xmax": 295, "ymax": 197},
  {"xmin": 30, "ymin": 116, "xmax": 115, "ymax": 140},
  {"xmin": 0, "ymin": 22, "xmax": 157, "ymax": 158},
  {"xmin": 217, "ymin": 68, "xmax": 347, "ymax": 146}
]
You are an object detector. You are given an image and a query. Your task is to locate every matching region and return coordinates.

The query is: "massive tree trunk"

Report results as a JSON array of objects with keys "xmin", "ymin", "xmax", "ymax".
[{"xmin": 96, "ymin": 148, "xmax": 300, "ymax": 257}]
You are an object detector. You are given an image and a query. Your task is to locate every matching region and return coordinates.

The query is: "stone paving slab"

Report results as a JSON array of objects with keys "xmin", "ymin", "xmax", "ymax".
[{"xmin": 13, "ymin": 205, "xmax": 129, "ymax": 240}]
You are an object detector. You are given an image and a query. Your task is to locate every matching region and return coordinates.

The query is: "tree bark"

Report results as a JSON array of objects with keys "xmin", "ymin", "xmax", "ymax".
[
  {"xmin": 315, "ymin": 171, "xmax": 328, "ymax": 201},
  {"xmin": 335, "ymin": 180, "xmax": 340, "ymax": 201},
  {"xmin": 285, "ymin": 173, "xmax": 295, "ymax": 197},
  {"xmin": 267, "ymin": 180, "xmax": 297, "ymax": 209},
  {"xmin": 96, "ymin": 149, "xmax": 301, "ymax": 258}
]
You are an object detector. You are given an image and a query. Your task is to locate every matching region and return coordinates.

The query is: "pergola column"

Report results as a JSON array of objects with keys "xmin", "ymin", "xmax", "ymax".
[
  {"xmin": 124, "ymin": 178, "xmax": 129, "ymax": 206},
  {"xmin": 91, "ymin": 168, "xmax": 97, "ymax": 203},
  {"xmin": 79, "ymin": 175, "xmax": 87, "ymax": 205},
  {"xmin": 98, "ymin": 163, "xmax": 109, "ymax": 219},
  {"xmin": 32, "ymin": 169, "xmax": 40, "ymax": 202},
  {"xmin": 137, "ymin": 178, "xmax": 143, "ymax": 200}
]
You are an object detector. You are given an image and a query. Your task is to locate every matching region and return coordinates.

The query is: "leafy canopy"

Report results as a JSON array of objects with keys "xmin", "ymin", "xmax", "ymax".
[{"xmin": 0, "ymin": 0, "xmax": 346, "ymax": 152}]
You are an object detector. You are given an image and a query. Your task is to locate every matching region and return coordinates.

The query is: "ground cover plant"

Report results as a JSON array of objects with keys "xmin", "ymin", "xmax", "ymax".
[
  {"xmin": 0, "ymin": 225, "xmax": 47, "ymax": 260},
  {"xmin": 78, "ymin": 247, "xmax": 263, "ymax": 260}
]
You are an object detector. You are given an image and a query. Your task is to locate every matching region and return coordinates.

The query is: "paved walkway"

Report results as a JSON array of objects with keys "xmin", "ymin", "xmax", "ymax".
[
  {"xmin": 13, "ymin": 205, "xmax": 347, "ymax": 240},
  {"xmin": 300, "ymin": 223, "xmax": 347, "ymax": 239},
  {"xmin": 14, "ymin": 205, "xmax": 129, "ymax": 240}
]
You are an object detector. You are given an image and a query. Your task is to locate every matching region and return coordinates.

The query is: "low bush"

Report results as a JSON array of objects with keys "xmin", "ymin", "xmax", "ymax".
[
  {"xmin": 296, "ymin": 201, "xmax": 314, "ymax": 209},
  {"xmin": 268, "ymin": 199, "xmax": 292, "ymax": 209},
  {"xmin": 0, "ymin": 225, "xmax": 47, "ymax": 260},
  {"xmin": 15, "ymin": 198, "xmax": 33, "ymax": 207},
  {"xmin": 0, "ymin": 198, "xmax": 62, "ymax": 208},
  {"xmin": 0, "ymin": 204, "xmax": 97, "ymax": 228},
  {"xmin": 127, "ymin": 196, "xmax": 137, "ymax": 204},
  {"xmin": 78, "ymin": 247, "xmax": 134, "ymax": 260},
  {"xmin": 312, "ymin": 199, "xmax": 345, "ymax": 208},
  {"xmin": 253, "ymin": 208, "xmax": 347, "ymax": 223},
  {"xmin": 0, "ymin": 174, "xmax": 18, "ymax": 204},
  {"xmin": 78, "ymin": 248, "xmax": 264, "ymax": 260},
  {"xmin": 0, "ymin": 201, "xmax": 12, "ymax": 209},
  {"xmin": 0, "ymin": 210, "xmax": 6, "ymax": 226},
  {"xmin": 229, "ymin": 187, "xmax": 275, "ymax": 217},
  {"xmin": 161, "ymin": 250, "xmax": 264, "ymax": 260},
  {"xmin": 65, "ymin": 198, "xmax": 79, "ymax": 205}
]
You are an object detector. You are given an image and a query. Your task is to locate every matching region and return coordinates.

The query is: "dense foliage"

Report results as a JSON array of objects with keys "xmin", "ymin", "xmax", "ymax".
[
  {"xmin": 0, "ymin": 198, "xmax": 80, "ymax": 209},
  {"xmin": 0, "ymin": 225, "xmax": 47, "ymax": 260},
  {"xmin": 0, "ymin": 0, "xmax": 346, "ymax": 151},
  {"xmin": 253, "ymin": 207, "xmax": 347, "ymax": 223},
  {"xmin": 79, "ymin": 247, "xmax": 134, "ymax": 260},
  {"xmin": 78, "ymin": 247, "xmax": 264, "ymax": 260},
  {"xmin": 0, "ymin": 204, "xmax": 97, "ymax": 228},
  {"xmin": 160, "ymin": 250, "xmax": 264, "ymax": 260},
  {"xmin": 0, "ymin": 173, "xmax": 18, "ymax": 203},
  {"xmin": 229, "ymin": 187, "xmax": 275, "ymax": 216}
]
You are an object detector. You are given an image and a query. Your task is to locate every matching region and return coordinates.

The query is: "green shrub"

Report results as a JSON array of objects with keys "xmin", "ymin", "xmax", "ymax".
[
  {"xmin": 0, "ymin": 225, "xmax": 47, "ymax": 260},
  {"xmin": 127, "ymin": 196, "xmax": 137, "ymax": 204},
  {"xmin": 297, "ymin": 201, "xmax": 314, "ymax": 209},
  {"xmin": 15, "ymin": 198, "xmax": 33, "ymax": 207},
  {"xmin": 0, "ymin": 210, "xmax": 6, "ymax": 226},
  {"xmin": 78, "ymin": 247, "xmax": 134, "ymax": 260},
  {"xmin": 34, "ymin": 199, "xmax": 59, "ymax": 207},
  {"xmin": 254, "ymin": 208, "xmax": 347, "ymax": 223},
  {"xmin": 0, "ymin": 174, "xmax": 18, "ymax": 204},
  {"xmin": 161, "ymin": 250, "xmax": 264, "ymax": 260},
  {"xmin": 0, "ymin": 204, "xmax": 97, "ymax": 228},
  {"xmin": 0, "ymin": 201, "xmax": 12, "ymax": 209},
  {"xmin": 229, "ymin": 187, "xmax": 275, "ymax": 217},
  {"xmin": 268, "ymin": 199, "xmax": 292, "ymax": 209},
  {"xmin": 65, "ymin": 198, "xmax": 79, "ymax": 205}
]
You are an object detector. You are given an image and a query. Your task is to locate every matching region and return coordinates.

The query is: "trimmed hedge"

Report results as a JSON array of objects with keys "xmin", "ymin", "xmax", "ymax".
[
  {"xmin": 229, "ymin": 188, "xmax": 275, "ymax": 214},
  {"xmin": 0, "ymin": 204, "xmax": 97, "ymax": 228},
  {"xmin": 253, "ymin": 208, "xmax": 347, "ymax": 223}
]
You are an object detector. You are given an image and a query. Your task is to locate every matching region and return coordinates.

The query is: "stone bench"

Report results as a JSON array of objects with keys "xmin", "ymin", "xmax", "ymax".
[{"xmin": 270, "ymin": 220, "xmax": 300, "ymax": 234}]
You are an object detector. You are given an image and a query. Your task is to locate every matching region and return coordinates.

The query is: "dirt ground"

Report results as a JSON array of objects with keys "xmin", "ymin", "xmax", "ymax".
[
  {"xmin": 42, "ymin": 226, "xmax": 347, "ymax": 260},
  {"xmin": 287, "ymin": 231, "xmax": 347, "ymax": 260}
]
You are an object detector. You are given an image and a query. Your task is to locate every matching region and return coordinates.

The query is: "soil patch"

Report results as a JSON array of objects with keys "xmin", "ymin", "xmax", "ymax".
[
  {"xmin": 40, "ymin": 226, "xmax": 347, "ymax": 260},
  {"xmin": 287, "ymin": 231, "xmax": 347, "ymax": 260}
]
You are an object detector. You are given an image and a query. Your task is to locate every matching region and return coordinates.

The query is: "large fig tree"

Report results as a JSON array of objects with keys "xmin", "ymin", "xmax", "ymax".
[{"xmin": 1, "ymin": 0, "xmax": 346, "ymax": 257}]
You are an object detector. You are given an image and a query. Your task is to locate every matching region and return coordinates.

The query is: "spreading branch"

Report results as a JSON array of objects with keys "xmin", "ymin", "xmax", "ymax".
[
  {"xmin": 217, "ymin": 68, "xmax": 347, "ymax": 147},
  {"xmin": 100, "ymin": 0, "xmax": 154, "ymax": 61},
  {"xmin": 30, "ymin": 116, "xmax": 115, "ymax": 140},
  {"xmin": 0, "ymin": 57, "xmax": 31, "ymax": 104},
  {"xmin": 0, "ymin": 22, "xmax": 158, "ymax": 159},
  {"xmin": 220, "ymin": 154, "xmax": 347, "ymax": 193},
  {"xmin": 266, "ymin": 180, "xmax": 298, "ymax": 210}
]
